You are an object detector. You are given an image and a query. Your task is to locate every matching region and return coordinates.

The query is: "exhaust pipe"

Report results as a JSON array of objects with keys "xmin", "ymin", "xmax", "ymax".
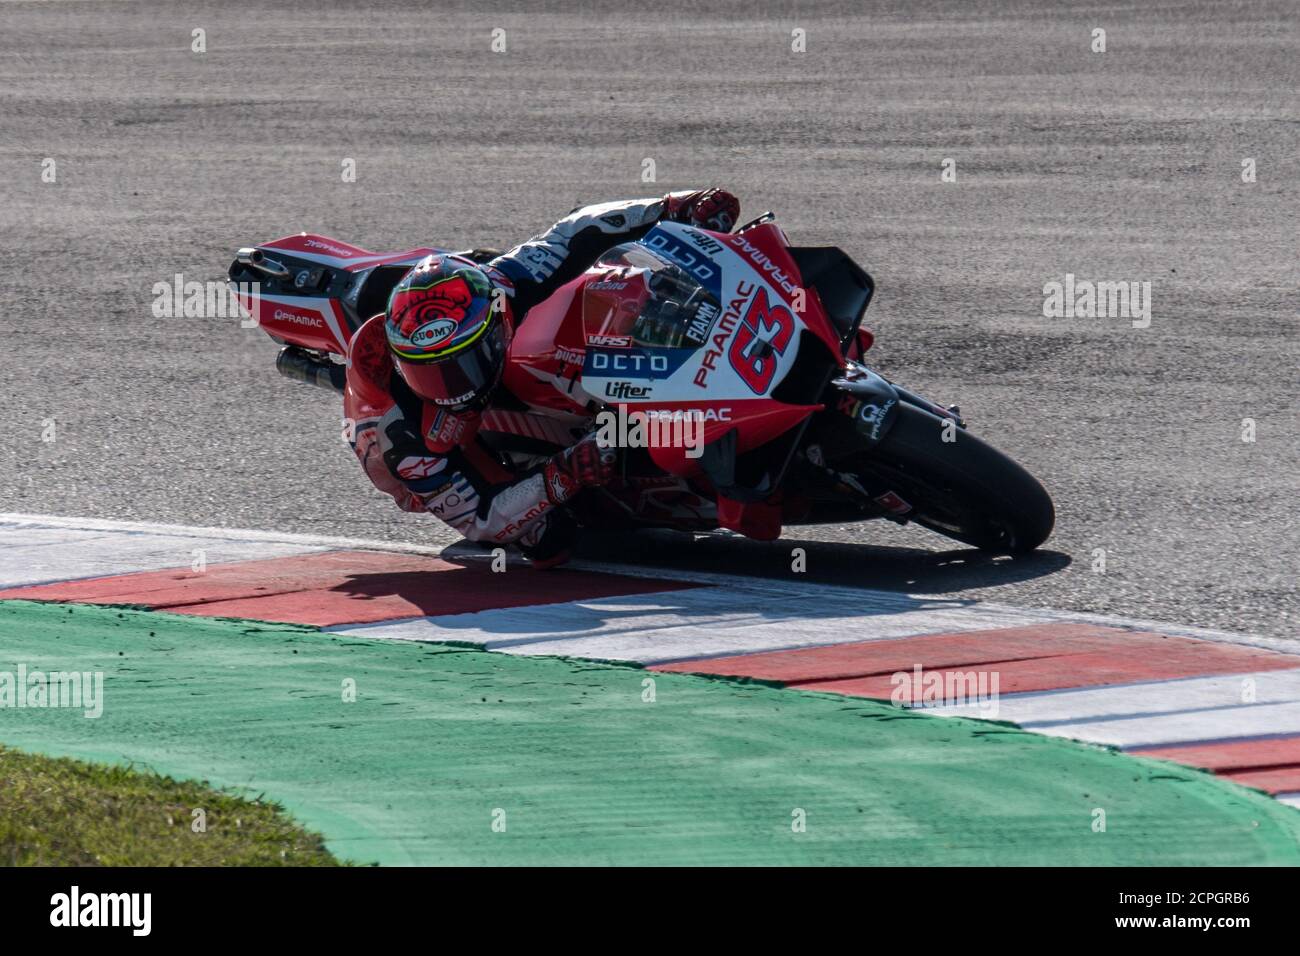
[
  {"xmin": 236, "ymin": 247, "xmax": 292, "ymax": 280},
  {"xmin": 276, "ymin": 347, "xmax": 346, "ymax": 394}
]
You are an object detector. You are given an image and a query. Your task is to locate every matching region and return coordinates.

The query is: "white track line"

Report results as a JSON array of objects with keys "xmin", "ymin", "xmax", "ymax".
[
  {"xmin": 928, "ymin": 669, "xmax": 1300, "ymax": 750},
  {"xmin": 329, "ymin": 586, "xmax": 1059, "ymax": 664},
  {"xmin": 561, "ymin": 557, "xmax": 1296, "ymax": 652},
  {"xmin": 0, "ymin": 517, "xmax": 329, "ymax": 589},
  {"xmin": 0, "ymin": 513, "xmax": 446, "ymax": 556}
]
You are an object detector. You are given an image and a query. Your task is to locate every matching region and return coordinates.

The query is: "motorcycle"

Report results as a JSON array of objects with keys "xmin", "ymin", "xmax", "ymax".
[{"xmin": 228, "ymin": 213, "xmax": 1054, "ymax": 552}]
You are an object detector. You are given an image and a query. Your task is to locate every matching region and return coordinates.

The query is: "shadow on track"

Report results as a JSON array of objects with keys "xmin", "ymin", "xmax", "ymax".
[
  {"xmin": 331, "ymin": 543, "xmax": 1069, "ymax": 646},
  {"xmin": 572, "ymin": 529, "xmax": 1072, "ymax": 595}
]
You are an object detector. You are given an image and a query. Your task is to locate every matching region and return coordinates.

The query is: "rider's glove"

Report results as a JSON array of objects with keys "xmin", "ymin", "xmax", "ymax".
[
  {"xmin": 663, "ymin": 188, "xmax": 740, "ymax": 233},
  {"xmin": 543, "ymin": 432, "xmax": 617, "ymax": 506}
]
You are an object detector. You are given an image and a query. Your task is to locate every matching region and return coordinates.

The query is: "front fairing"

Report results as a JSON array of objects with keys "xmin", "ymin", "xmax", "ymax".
[{"xmin": 574, "ymin": 222, "xmax": 841, "ymax": 476}]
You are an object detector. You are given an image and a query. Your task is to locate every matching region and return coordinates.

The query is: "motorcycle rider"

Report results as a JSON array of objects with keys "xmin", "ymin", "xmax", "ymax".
[{"xmin": 343, "ymin": 188, "xmax": 741, "ymax": 567}]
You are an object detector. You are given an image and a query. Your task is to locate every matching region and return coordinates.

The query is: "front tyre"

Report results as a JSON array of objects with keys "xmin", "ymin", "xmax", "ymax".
[{"xmin": 847, "ymin": 404, "xmax": 1055, "ymax": 552}]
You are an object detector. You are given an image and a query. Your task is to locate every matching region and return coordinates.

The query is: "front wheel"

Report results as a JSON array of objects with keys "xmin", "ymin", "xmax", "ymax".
[{"xmin": 843, "ymin": 403, "xmax": 1055, "ymax": 552}]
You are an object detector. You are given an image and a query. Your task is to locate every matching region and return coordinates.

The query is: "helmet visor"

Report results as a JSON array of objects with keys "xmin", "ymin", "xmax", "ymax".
[{"xmin": 396, "ymin": 318, "xmax": 507, "ymax": 409}]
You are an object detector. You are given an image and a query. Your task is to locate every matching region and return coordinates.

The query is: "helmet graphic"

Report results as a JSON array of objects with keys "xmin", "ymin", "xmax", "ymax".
[{"xmin": 384, "ymin": 254, "xmax": 509, "ymax": 409}]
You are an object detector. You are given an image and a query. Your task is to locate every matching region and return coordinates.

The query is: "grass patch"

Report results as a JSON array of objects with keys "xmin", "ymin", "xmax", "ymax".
[
  {"xmin": 5, "ymin": 599, "xmax": 1299, "ymax": 865},
  {"xmin": 0, "ymin": 745, "xmax": 340, "ymax": 866}
]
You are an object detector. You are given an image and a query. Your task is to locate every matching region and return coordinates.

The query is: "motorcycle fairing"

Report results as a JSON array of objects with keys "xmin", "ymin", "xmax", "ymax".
[
  {"xmin": 232, "ymin": 290, "xmax": 355, "ymax": 355},
  {"xmin": 573, "ymin": 222, "xmax": 842, "ymax": 401},
  {"xmin": 566, "ymin": 221, "xmax": 844, "ymax": 479},
  {"xmin": 501, "ymin": 278, "xmax": 593, "ymax": 416},
  {"xmin": 260, "ymin": 233, "xmax": 439, "ymax": 272},
  {"xmin": 229, "ymin": 233, "xmax": 444, "ymax": 355}
]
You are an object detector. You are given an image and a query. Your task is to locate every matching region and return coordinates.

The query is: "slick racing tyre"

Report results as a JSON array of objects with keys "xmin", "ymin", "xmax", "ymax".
[{"xmin": 848, "ymin": 403, "xmax": 1055, "ymax": 553}]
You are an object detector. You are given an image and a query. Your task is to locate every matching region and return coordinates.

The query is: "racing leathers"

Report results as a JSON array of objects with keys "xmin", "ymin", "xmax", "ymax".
[{"xmin": 343, "ymin": 189, "xmax": 740, "ymax": 563}]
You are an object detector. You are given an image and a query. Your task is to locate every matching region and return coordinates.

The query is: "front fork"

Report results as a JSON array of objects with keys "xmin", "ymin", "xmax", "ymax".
[
  {"xmin": 829, "ymin": 363, "xmax": 902, "ymax": 445},
  {"xmin": 797, "ymin": 362, "xmax": 964, "ymax": 519},
  {"xmin": 830, "ymin": 361, "xmax": 964, "ymax": 445}
]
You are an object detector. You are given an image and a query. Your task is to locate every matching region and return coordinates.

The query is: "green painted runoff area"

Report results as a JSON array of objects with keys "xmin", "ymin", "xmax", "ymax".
[{"xmin": 2, "ymin": 599, "xmax": 1298, "ymax": 865}]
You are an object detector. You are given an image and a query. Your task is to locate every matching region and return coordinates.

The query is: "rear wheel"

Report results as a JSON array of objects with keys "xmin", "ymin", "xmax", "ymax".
[{"xmin": 841, "ymin": 403, "xmax": 1054, "ymax": 552}]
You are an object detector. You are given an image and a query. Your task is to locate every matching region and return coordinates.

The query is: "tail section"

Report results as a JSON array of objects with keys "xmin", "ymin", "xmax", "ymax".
[{"xmin": 228, "ymin": 233, "xmax": 442, "ymax": 355}]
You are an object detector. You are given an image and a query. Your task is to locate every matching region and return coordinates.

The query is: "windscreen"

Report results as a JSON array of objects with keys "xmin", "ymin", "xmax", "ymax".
[{"xmin": 582, "ymin": 243, "xmax": 723, "ymax": 350}]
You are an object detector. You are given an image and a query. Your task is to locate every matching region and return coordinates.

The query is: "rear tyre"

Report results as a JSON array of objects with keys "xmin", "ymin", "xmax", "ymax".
[{"xmin": 844, "ymin": 403, "xmax": 1055, "ymax": 552}]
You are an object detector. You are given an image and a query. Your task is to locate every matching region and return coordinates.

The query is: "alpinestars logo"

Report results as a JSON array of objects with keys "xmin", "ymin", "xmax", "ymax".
[
  {"xmin": 549, "ymin": 470, "xmax": 573, "ymax": 502},
  {"xmin": 396, "ymin": 456, "xmax": 447, "ymax": 481}
]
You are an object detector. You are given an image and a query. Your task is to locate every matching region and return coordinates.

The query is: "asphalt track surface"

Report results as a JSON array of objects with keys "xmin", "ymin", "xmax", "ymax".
[{"xmin": 1, "ymin": 1, "xmax": 1296, "ymax": 637}]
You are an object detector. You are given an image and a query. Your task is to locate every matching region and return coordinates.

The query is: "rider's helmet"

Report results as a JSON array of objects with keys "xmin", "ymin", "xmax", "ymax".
[{"xmin": 383, "ymin": 254, "xmax": 509, "ymax": 410}]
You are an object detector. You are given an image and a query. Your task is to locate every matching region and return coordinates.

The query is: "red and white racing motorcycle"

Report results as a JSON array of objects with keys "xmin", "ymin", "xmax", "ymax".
[{"xmin": 229, "ymin": 214, "xmax": 1054, "ymax": 552}]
